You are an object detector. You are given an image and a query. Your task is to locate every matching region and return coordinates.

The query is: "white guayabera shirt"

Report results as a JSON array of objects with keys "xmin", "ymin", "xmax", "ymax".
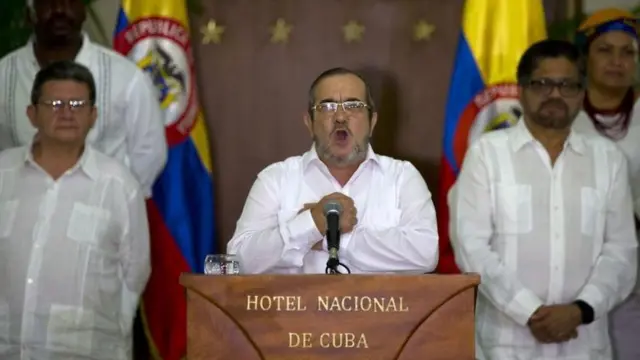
[
  {"xmin": 574, "ymin": 105, "xmax": 640, "ymax": 292},
  {"xmin": 0, "ymin": 145, "xmax": 150, "ymax": 360},
  {"xmin": 449, "ymin": 119, "xmax": 637, "ymax": 360},
  {"xmin": 0, "ymin": 32, "xmax": 167, "ymax": 197},
  {"xmin": 227, "ymin": 145, "xmax": 440, "ymax": 274}
]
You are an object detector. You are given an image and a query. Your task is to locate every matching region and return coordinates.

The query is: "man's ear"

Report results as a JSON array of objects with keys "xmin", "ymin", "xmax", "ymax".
[
  {"xmin": 26, "ymin": 104, "xmax": 37, "ymax": 128},
  {"xmin": 89, "ymin": 105, "xmax": 98, "ymax": 129},
  {"xmin": 24, "ymin": 6, "xmax": 35, "ymax": 29},
  {"xmin": 369, "ymin": 112, "xmax": 378, "ymax": 135},
  {"xmin": 303, "ymin": 111, "xmax": 314, "ymax": 138}
]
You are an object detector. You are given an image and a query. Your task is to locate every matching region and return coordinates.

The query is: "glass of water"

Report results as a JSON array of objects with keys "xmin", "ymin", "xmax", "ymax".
[{"xmin": 204, "ymin": 254, "xmax": 240, "ymax": 275}]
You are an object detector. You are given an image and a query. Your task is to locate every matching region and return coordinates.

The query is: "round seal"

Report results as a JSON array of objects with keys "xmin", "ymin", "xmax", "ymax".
[
  {"xmin": 114, "ymin": 17, "xmax": 197, "ymax": 145},
  {"xmin": 452, "ymin": 83, "xmax": 522, "ymax": 168}
]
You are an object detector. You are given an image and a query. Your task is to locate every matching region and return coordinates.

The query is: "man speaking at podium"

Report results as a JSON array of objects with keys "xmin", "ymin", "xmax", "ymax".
[{"xmin": 228, "ymin": 68, "xmax": 439, "ymax": 275}]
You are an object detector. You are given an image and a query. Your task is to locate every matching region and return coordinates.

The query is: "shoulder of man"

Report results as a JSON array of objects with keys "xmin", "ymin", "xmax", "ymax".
[
  {"xmin": 0, "ymin": 146, "xmax": 28, "ymax": 170},
  {"xmin": 258, "ymin": 153, "xmax": 306, "ymax": 180},
  {"xmin": 578, "ymin": 131, "xmax": 626, "ymax": 161},
  {"xmin": 0, "ymin": 44, "xmax": 29, "ymax": 71},
  {"xmin": 89, "ymin": 41, "xmax": 149, "ymax": 82},
  {"xmin": 87, "ymin": 146, "xmax": 142, "ymax": 193},
  {"xmin": 372, "ymin": 153, "xmax": 419, "ymax": 178}
]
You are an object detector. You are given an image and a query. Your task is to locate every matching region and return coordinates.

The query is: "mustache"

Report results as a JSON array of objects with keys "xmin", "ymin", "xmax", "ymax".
[
  {"xmin": 539, "ymin": 98, "xmax": 568, "ymax": 109},
  {"xmin": 45, "ymin": 14, "xmax": 74, "ymax": 26},
  {"xmin": 331, "ymin": 127, "xmax": 352, "ymax": 135}
]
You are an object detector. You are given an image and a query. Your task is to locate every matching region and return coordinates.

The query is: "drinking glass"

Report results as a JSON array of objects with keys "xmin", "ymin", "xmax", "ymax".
[{"xmin": 204, "ymin": 254, "xmax": 241, "ymax": 275}]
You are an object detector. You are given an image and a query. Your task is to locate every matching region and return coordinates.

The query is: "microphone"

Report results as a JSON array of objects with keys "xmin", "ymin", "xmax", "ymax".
[
  {"xmin": 322, "ymin": 201, "xmax": 350, "ymax": 274},
  {"xmin": 323, "ymin": 201, "xmax": 342, "ymax": 262}
]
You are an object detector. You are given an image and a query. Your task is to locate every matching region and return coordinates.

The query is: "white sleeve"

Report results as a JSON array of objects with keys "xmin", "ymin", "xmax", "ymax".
[
  {"xmin": 227, "ymin": 164, "xmax": 323, "ymax": 274},
  {"xmin": 449, "ymin": 142, "xmax": 543, "ymax": 326},
  {"xmin": 576, "ymin": 151, "xmax": 638, "ymax": 319},
  {"xmin": 342, "ymin": 162, "xmax": 439, "ymax": 273},
  {"xmin": 124, "ymin": 70, "xmax": 167, "ymax": 197}
]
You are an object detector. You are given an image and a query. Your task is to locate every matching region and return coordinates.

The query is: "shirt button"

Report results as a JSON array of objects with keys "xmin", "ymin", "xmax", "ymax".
[{"xmin": 27, "ymin": 278, "xmax": 33, "ymax": 284}]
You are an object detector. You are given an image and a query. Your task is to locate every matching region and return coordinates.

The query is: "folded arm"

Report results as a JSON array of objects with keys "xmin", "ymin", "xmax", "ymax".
[
  {"xmin": 341, "ymin": 162, "xmax": 439, "ymax": 273},
  {"xmin": 227, "ymin": 164, "xmax": 322, "ymax": 274}
]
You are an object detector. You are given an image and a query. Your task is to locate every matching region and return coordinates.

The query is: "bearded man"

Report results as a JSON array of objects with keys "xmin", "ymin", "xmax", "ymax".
[
  {"xmin": 449, "ymin": 39, "xmax": 637, "ymax": 359},
  {"xmin": 227, "ymin": 67, "xmax": 439, "ymax": 274}
]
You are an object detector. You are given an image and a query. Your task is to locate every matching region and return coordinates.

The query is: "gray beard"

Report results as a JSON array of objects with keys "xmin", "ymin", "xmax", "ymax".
[{"xmin": 314, "ymin": 136, "xmax": 369, "ymax": 167}]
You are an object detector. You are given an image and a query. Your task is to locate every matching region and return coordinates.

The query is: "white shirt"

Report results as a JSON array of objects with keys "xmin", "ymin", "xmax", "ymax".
[
  {"xmin": 574, "ymin": 105, "xmax": 640, "ymax": 294},
  {"xmin": 0, "ymin": 33, "xmax": 167, "ymax": 197},
  {"xmin": 448, "ymin": 119, "xmax": 637, "ymax": 360},
  {"xmin": 0, "ymin": 145, "xmax": 151, "ymax": 360},
  {"xmin": 227, "ymin": 145, "xmax": 439, "ymax": 274},
  {"xmin": 573, "ymin": 104, "xmax": 640, "ymax": 218}
]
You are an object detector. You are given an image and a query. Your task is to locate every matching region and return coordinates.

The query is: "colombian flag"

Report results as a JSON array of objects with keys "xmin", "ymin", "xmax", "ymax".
[
  {"xmin": 436, "ymin": 0, "xmax": 546, "ymax": 273},
  {"xmin": 113, "ymin": 1, "xmax": 216, "ymax": 359}
]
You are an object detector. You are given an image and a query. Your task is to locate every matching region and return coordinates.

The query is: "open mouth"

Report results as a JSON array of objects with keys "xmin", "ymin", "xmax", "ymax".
[{"xmin": 334, "ymin": 129, "xmax": 349, "ymax": 141}]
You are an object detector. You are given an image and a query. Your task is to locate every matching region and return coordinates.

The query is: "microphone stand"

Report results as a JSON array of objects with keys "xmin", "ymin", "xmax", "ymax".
[
  {"xmin": 323, "ymin": 204, "xmax": 351, "ymax": 275},
  {"xmin": 325, "ymin": 247, "xmax": 351, "ymax": 275}
]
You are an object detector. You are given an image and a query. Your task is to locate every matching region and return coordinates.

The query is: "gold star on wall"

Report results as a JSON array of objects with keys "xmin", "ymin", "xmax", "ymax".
[
  {"xmin": 201, "ymin": 20, "xmax": 225, "ymax": 44},
  {"xmin": 413, "ymin": 20, "xmax": 435, "ymax": 42},
  {"xmin": 270, "ymin": 18, "xmax": 293, "ymax": 44},
  {"xmin": 343, "ymin": 20, "xmax": 365, "ymax": 43}
]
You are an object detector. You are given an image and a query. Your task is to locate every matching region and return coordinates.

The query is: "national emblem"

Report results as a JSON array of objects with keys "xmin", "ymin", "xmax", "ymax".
[
  {"xmin": 113, "ymin": 17, "xmax": 197, "ymax": 145},
  {"xmin": 451, "ymin": 83, "xmax": 522, "ymax": 168}
]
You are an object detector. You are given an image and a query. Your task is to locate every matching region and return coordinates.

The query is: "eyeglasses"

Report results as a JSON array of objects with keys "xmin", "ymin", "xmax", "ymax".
[
  {"xmin": 311, "ymin": 100, "xmax": 369, "ymax": 114},
  {"xmin": 38, "ymin": 99, "xmax": 89, "ymax": 112},
  {"xmin": 523, "ymin": 78, "xmax": 583, "ymax": 97}
]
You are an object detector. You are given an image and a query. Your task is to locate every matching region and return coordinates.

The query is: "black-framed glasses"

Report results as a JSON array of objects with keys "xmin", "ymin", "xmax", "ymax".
[
  {"xmin": 523, "ymin": 78, "xmax": 583, "ymax": 97},
  {"xmin": 38, "ymin": 99, "xmax": 90, "ymax": 112},
  {"xmin": 311, "ymin": 100, "xmax": 369, "ymax": 114}
]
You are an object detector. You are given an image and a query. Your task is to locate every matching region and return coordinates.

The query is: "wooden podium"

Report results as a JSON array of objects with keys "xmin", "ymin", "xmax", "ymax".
[{"xmin": 179, "ymin": 273, "xmax": 479, "ymax": 360}]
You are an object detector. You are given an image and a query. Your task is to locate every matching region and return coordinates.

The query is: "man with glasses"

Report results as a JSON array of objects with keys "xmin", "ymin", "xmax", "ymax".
[
  {"xmin": 228, "ymin": 67, "xmax": 439, "ymax": 274},
  {"xmin": 0, "ymin": 60, "xmax": 150, "ymax": 359},
  {"xmin": 0, "ymin": 0, "xmax": 166, "ymax": 198},
  {"xmin": 448, "ymin": 39, "xmax": 637, "ymax": 359}
]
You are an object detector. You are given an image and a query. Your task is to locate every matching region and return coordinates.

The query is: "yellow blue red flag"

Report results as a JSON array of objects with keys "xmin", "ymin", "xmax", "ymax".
[
  {"xmin": 436, "ymin": 0, "xmax": 546, "ymax": 273},
  {"xmin": 113, "ymin": 1, "xmax": 216, "ymax": 358}
]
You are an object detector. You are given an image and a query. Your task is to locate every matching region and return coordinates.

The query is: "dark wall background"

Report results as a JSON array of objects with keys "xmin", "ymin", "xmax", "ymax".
[{"xmin": 189, "ymin": 0, "xmax": 571, "ymax": 250}]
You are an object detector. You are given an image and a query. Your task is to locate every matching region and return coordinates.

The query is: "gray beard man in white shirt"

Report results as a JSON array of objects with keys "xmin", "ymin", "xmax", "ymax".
[
  {"xmin": 0, "ymin": 0, "xmax": 167, "ymax": 198},
  {"xmin": 0, "ymin": 61, "xmax": 150, "ymax": 359},
  {"xmin": 449, "ymin": 39, "xmax": 638, "ymax": 360},
  {"xmin": 227, "ymin": 68, "xmax": 439, "ymax": 274}
]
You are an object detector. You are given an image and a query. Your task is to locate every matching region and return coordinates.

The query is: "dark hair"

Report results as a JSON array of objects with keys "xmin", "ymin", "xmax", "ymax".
[
  {"xmin": 307, "ymin": 67, "xmax": 376, "ymax": 119},
  {"xmin": 31, "ymin": 60, "xmax": 96, "ymax": 105},
  {"xmin": 516, "ymin": 39, "xmax": 584, "ymax": 84}
]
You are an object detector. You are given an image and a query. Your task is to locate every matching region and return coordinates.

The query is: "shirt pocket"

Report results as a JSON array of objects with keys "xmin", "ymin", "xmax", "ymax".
[
  {"xmin": 66, "ymin": 203, "xmax": 112, "ymax": 247},
  {"xmin": 581, "ymin": 187, "xmax": 605, "ymax": 236},
  {"xmin": 494, "ymin": 184, "xmax": 532, "ymax": 234},
  {"xmin": 46, "ymin": 305, "xmax": 94, "ymax": 356},
  {"xmin": 0, "ymin": 200, "xmax": 18, "ymax": 239}
]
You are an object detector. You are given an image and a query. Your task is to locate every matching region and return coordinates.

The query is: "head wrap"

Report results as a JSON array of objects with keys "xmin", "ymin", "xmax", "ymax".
[{"xmin": 576, "ymin": 8, "xmax": 639, "ymax": 52}]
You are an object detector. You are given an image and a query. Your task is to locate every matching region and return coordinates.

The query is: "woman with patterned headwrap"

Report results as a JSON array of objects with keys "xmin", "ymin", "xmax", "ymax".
[{"xmin": 573, "ymin": 8, "xmax": 640, "ymax": 360}]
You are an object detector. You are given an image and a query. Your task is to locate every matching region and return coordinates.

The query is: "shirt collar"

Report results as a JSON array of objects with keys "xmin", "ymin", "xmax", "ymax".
[
  {"xmin": 24, "ymin": 138, "xmax": 99, "ymax": 180},
  {"xmin": 302, "ymin": 143, "xmax": 381, "ymax": 171},
  {"xmin": 25, "ymin": 32, "xmax": 94, "ymax": 67},
  {"xmin": 509, "ymin": 117, "xmax": 586, "ymax": 155}
]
